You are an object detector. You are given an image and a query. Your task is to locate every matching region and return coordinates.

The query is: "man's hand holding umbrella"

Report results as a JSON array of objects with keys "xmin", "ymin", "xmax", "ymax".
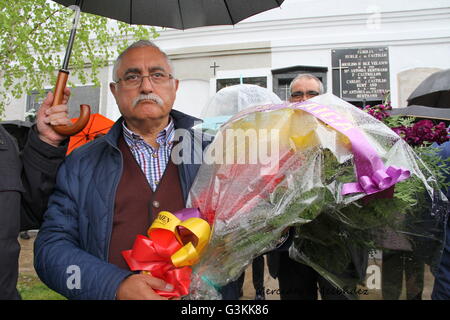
[{"xmin": 36, "ymin": 87, "xmax": 73, "ymax": 147}]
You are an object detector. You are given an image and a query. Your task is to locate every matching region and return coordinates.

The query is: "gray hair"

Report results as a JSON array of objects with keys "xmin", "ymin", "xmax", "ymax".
[
  {"xmin": 112, "ymin": 40, "xmax": 174, "ymax": 82},
  {"xmin": 289, "ymin": 73, "xmax": 324, "ymax": 94}
]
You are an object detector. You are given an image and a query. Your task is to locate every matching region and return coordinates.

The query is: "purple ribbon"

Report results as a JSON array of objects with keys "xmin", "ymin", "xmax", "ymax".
[
  {"xmin": 234, "ymin": 101, "xmax": 411, "ymax": 196},
  {"xmin": 341, "ymin": 165, "xmax": 410, "ymax": 195},
  {"xmin": 174, "ymin": 208, "xmax": 201, "ymax": 220}
]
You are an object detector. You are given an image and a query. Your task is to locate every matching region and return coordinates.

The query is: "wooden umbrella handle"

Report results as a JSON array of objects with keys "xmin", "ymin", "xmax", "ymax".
[{"xmin": 51, "ymin": 70, "xmax": 91, "ymax": 136}]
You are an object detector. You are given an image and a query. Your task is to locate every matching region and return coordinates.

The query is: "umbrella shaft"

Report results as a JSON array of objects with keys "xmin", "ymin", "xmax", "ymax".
[{"xmin": 62, "ymin": 0, "xmax": 83, "ymax": 70}]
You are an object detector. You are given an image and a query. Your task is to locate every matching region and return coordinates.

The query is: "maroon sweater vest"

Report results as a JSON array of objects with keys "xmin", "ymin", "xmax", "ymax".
[{"xmin": 108, "ymin": 136, "xmax": 185, "ymax": 270}]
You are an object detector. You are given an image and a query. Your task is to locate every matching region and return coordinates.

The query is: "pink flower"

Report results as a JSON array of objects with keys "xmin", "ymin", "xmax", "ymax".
[
  {"xmin": 364, "ymin": 104, "xmax": 449, "ymax": 147},
  {"xmin": 391, "ymin": 126, "xmax": 406, "ymax": 138},
  {"xmin": 363, "ymin": 104, "xmax": 391, "ymax": 121}
]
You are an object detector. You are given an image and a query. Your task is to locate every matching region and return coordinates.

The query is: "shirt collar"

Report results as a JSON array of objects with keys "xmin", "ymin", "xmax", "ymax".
[{"xmin": 122, "ymin": 117, "xmax": 175, "ymax": 146}]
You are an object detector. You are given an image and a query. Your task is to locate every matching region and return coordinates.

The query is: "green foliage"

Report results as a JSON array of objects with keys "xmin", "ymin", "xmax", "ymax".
[
  {"xmin": 0, "ymin": 0, "xmax": 159, "ymax": 118},
  {"xmin": 415, "ymin": 146, "xmax": 450, "ymax": 191},
  {"xmin": 383, "ymin": 115, "xmax": 416, "ymax": 128},
  {"xmin": 291, "ymin": 147, "xmax": 447, "ymax": 278}
]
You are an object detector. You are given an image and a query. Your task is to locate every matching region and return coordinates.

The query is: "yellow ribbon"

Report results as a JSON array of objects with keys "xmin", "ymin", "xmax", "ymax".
[{"xmin": 148, "ymin": 211, "xmax": 211, "ymax": 267}]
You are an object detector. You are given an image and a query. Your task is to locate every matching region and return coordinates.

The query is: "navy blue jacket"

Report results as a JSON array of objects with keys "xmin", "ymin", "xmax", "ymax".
[{"xmin": 34, "ymin": 110, "xmax": 211, "ymax": 300}]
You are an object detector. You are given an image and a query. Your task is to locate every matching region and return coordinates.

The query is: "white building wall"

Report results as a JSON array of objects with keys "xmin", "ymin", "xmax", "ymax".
[
  {"xmin": 105, "ymin": 65, "xmax": 122, "ymax": 121},
  {"xmin": 174, "ymin": 79, "xmax": 210, "ymax": 118},
  {"xmin": 2, "ymin": 0, "xmax": 449, "ymax": 120}
]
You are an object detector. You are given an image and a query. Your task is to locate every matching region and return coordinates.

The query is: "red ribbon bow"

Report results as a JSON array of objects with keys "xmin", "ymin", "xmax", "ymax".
[
  {"xmin": 122, "ymin": 229, "xmax": 192, "ymax": 298},
  {"xmin": 122, "ymin": 206, "xmax": 212, "ymax": 299}
]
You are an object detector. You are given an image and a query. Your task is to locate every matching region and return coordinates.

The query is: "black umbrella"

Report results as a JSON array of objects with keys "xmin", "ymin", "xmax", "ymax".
[
  {"xmin": 53, "ymin": 0, "xmax": 285, "ymax": 29},
  {"xmin": 389, "ymin": 69, "xmax": 450, "ymax": 120},
  {"xmin": 407, "ymin": 69, "xmax": 450, "ymax": 108},
  {"xmin": 50, "ymin": 0, "xmax": 285, "ymax": 135}
]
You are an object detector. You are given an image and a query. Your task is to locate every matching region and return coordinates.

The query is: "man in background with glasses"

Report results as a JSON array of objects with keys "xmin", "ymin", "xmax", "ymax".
[
  {"xmin": 288, "ymin": 74, "xmax": 323, "ymax": 103},
  {"xmin": 268, "ymin": 74, "xmax": 368, "ymax": 300},
  {"xmin": 34, "ymin": 40, "xmax": 214, "ymax": 300},
  {"xmin": 268, "ymin": 73, "xmax": 328, "ymax": 300}
]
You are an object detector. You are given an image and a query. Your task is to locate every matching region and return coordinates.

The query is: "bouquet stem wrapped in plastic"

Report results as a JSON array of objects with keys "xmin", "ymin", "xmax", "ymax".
[{"xmin": 186, "ymin": 93, "xmax": 448, "ymax": 299}]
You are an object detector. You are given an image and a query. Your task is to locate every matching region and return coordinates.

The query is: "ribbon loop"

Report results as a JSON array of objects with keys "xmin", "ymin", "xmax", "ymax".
[
  {"xmin": 373, "ymin": 169, "xmax": 391, "ymax": 188},
  {"xmin": 122, "ymin": 208, "xmax": 210, "ymax": 298},
  {"xmin": 171, "ymin": 242, "xmax": 199, "ymax": 267},
  {"xmin": 342, "ymin": 166, "xmax": 410, "ymax": 195}
]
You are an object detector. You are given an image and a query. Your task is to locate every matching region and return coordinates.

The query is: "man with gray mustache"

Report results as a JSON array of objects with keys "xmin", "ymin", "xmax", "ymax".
[
  {"xmin": 132, "ymin": 93, "xmax": 164, "ymax": 108},
  {"xmin": 34, "ymin": 40, "xmax": 212, "ymax": 300}
]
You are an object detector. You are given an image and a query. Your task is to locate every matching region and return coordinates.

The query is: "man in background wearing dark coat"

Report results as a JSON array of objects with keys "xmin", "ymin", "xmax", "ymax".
[
  {"xmin": 267, "ymin": 74, "xmax": 368, "ymax": 300},
  {"xmin": 432, "ymin": 140, "xmax": 450, "ymax": 300},
  {"xmin": 0, "ymin": 89, "xmax": 71, "ymax": 299}
]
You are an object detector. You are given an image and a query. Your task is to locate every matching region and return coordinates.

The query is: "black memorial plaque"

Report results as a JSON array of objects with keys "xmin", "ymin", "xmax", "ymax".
[{"xmin": 332, "ymin": 47, "xmax": 390, "ymax": 101}]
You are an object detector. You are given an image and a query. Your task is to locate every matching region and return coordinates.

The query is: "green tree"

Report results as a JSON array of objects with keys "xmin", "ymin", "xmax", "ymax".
[{"xmin": 0, "ymin": 0, "xmax": 159, "ymax": 118}]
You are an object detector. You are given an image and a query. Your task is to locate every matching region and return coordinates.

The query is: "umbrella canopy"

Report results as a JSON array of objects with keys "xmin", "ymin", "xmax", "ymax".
[
  {"xmin": 0, "ymin": 120, "xmax": 33, "ymax": 150},
  {"xmin": 67, "ymin": 113, "xmax": 114, "ymax": 155},
  {"xmin": 407, "ymin": 68, "xmax": 450, "ymax": 108},
  {"xmin": 193, "ymin": 84, "xmax": 282, "ymax": 135},
  {"xmin": 52, "ymin": 0, "xmax": 285, "ymax": 30},
  {"xmin": 389, "ymin": 69, "xmax": 450, "ymax": 120}
]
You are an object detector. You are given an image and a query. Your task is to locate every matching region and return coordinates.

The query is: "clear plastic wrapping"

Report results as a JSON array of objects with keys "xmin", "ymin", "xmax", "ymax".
[{"xmin": 186, "ymin": 93, "xmax": 448, "ymax": 299}]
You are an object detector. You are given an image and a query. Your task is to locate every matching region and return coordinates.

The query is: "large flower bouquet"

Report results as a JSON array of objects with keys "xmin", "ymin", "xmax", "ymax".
[
  {"xmin": 185, "ymin": 93, "xmax": 448, "ymax": 299},
  {"xmin": 289, "ymin": 102, "xmax": 450, "ymax": 295}
]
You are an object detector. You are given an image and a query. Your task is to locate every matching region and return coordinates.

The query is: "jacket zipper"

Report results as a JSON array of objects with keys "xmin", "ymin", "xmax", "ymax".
[{"xmin": 104, "ymin": 145, "xmax": 124, "ymax": 262}]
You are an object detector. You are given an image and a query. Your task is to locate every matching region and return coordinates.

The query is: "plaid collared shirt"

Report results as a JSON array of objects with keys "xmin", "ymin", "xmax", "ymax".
[{"xmin": 122, "ymin": 119, "xmax": 175, "ymax": 191}]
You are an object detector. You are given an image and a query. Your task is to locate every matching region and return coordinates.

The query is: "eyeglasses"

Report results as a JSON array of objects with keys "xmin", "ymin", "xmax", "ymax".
[
  {"xmin": 290, "ymin": 90, "xmax": 320, "ymax": 99},
  {"xmin": 116, "ymin": 71, "xmax": 174, "ymax": 88}
]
